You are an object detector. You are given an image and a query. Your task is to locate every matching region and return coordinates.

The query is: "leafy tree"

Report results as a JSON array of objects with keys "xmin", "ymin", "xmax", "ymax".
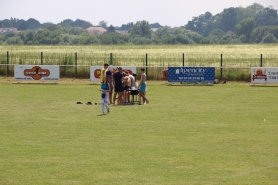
[
  {"xmin": 4, "ymin": 32, "xmax": 17, "ymax": 40},
  {"xmin": 219, "ymin": 7, "xmax": 237, "ymax": 32},
  {"xmin": 202, "ymin": 19, "xmax": 217, "ymax": 37},
  {"xmin": 176, "ymin": 34, "xmax": 191, "ymax": 44},
  {"xmin": 120, "ymin": 22, "xmax": 133, "ymax": 30},
  {"xmin": 2, "ymin": 19, "xmax": 13, "ymax": 27},
  {"xmin": 51, "ymin": 37, "xmax": 60, "ymax": 45},
  {"xmin": 26, "ymin": 18, "xmax": 41, "ymax": 29},
  {"xmin": 25, "ymin": 30, "xmax": 36, "ymax": 44},
  {"xmin": 70, "ymin": 36, "xmax": 80, "ymax": 45},
  {"xmin": 99, "ymin": 33, "xmax": 113, "ymax": 44},
  {"xmin": 255, "ymin": 6, "xmax": 278, "ymax": 27},
  {"xmin": 155, "ymin": 26, "xmax": 172, "ymax": 39},
  {"xmin": 34, "ymin": 29, "xmax": 51, "ymax": 44},
  {"xmin": 72, "ymin": 19, "xmax": 92, "ymax": 29},
  {"xmin": 129, "ymin": 20, "xmax": 152, "ymax": 38},
  {"xmin": 236, "ymin": 7, "xmax": 255, "ymax": 23},
  {"xmin": 99, "ymin": 20, "xmax": 108, "ymax": 29},
  {"xmin": 6, "ymin": 36, "xmax": 23, "ymax": 44},
  {"xmin": 163, "ymin": 34, "xmax": 177, "ymax": 44},
  {"xmin": 63, "ymin": 26, "xmax": 85, "ymax": 35},
  {"xmin": 86, "ymin": 35, "xmax": 100, "ymax": 44},
  {"xmin": 186, "ymin": 12, "xmax": 212, "ymax": 34},
  {"xmin": 130, "ymin": 36, "xmax": 152, "ymax": 45},
  {"xmin": 262, "ymin": 33, "xmax": 277, "ymax": 43},
  {"xmin": 17, "ymin": 21, "xmax": 28, "ymax": 30},
  {"xmin": 173, "ymin": 28, "xmax": 188, "ymax": 35},
  {"xmin": 200, "ymin": 38, "xmax": 211, "ymax": 44},
  {"xmin": 107, "ymin": 25, "xmax": 115, "ymax": 33},
  {"xmin": 208, "ymin": 29, "xmax": 225, "ymax": 43},
  {"xmin": 247, "ymin": 3, "xmax": 264, "ymax": 14},
  {"xmin": 235, "ymin": 18, "xmax": 256, "ymax": 43},
  {"xmin": 269, "ymin": 26, "xmax": 278, "ymax": 38},
  {"xmin": 45, "ymin": 24, "xmax": 61, "ymax": 31},
  {"xmin": 250, "ymin": 26, "xmax": 269, "ymax": 43},
  {"xmin": 187, "ymin": 32, "xmax": 204, "ymax": 44},
  {"xmin": 150, "ymin": 23, "xmax": 163, "ymax": 28},
  {"xmin": 59, "ymin": 19, "xmax": 74, "ymax": 27}
]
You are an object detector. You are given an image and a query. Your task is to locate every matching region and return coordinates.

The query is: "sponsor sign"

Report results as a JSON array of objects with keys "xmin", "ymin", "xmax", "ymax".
[
  {"xmin": 90, "ymin": 66, "xmax": 136, "ymax": 82},
  {"xmin": 14, "ymin": 65, "xmax": 60, "ymax": 81},
  {"xmin": 251, "ymin": 67, "xmax": 278, "ymax": 84},
  {"xmin": 168, "ymin": 67, "xmax": 215, "ymax": 83}
]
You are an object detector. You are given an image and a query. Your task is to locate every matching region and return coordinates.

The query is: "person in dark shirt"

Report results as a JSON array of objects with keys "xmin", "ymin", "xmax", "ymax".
[{"xmin": 113, "ymin": 67, "xmax": 123, "ymax": 105}]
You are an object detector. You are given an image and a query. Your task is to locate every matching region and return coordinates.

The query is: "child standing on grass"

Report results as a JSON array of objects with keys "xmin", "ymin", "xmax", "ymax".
[{"xmin": 101, "ymin": 77, "xmax": 111, "ymax": 114}]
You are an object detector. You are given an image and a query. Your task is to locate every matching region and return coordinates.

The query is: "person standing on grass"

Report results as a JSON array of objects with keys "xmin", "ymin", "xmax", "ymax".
[
  {"xmin": 105, "ymin": 65, "xmax": 115, "ymax": 105},
  {"xmin": 101, "ymin": 77, "xmax": 111, "ymax": 114},
  {"xmin": 113, "ymin": 67, "xmax": 124, "ymax": 105},
  {"xmin": 138, "ymin": 68, "xmax": 149, "ymax": 104},
  {"xmin": 100, "ymin": 63, "xmax": 109, "ymax": 83}
]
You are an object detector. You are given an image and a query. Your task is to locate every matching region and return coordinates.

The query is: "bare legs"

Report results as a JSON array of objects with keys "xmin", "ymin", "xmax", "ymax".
[{"xmin": 139, "ymin": 91, "xmax": 149, "ymax": 104}]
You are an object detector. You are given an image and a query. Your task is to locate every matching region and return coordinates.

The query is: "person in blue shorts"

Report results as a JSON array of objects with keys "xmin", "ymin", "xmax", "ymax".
[{"xmin": 138, "ymin": 68, "xmax": 149, "ymax": 104}]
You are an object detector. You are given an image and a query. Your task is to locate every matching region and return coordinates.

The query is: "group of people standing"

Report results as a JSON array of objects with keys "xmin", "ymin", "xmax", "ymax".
[{"xmin": 100, "ymin": 63, "xmax": 149, "ymax": 114}]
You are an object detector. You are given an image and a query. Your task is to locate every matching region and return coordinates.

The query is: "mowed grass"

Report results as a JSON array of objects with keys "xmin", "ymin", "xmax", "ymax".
[{"xmin": 0, "ymin": 78, "xmax": 277, "ymax": 184}]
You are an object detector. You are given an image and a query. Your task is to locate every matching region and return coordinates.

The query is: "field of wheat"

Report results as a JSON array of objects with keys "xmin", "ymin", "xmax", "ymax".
[{"xmin": 1, "ymin": 44, "xmax": 278, "ymax": 80}]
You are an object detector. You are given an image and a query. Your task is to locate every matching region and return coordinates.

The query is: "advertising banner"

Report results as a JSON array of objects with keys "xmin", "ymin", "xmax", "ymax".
[
  {"xmin": 251, "ymin": 67, "xmax": 278, "ymax": 84},
  {"xmin": 168, "ymin": 67, "xmax": 215, "ymax": 83},
  {"xmin": 90, "ymin": 66, "xmax": 136, "ymax": 82},
  {"xmin": 14, "ymin": 65, "xmax": 60, "ymax": 81}
]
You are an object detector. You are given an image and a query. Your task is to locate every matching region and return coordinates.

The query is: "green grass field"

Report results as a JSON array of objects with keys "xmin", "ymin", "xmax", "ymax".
[{"xmin": 0, "ymin": 78, "xmax": 277, "ymax": 184}]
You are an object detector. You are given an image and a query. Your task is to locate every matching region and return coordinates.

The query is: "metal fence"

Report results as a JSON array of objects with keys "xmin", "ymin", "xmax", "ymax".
[{"xmin": 1, "ymin": 51, "xmax": 278, "ymax": 80}]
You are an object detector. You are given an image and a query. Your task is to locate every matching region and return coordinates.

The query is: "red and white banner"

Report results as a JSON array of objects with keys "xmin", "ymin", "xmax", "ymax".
[
  {"xmin": 90, "ymin": 66, "xmax": 136, "ymax": 82},
  {"xmin": 14, "ymin": 65, "xmax": 60, "ymax": 81},
  {"xmin": 251, "ymin": 67, "xmax": 278, "ymax": 84}
]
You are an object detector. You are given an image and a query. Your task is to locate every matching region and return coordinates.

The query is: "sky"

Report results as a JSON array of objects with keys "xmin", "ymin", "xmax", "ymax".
[{"xmin": 1, "ymin": 0, "xmax": 278, "ymax": 27}]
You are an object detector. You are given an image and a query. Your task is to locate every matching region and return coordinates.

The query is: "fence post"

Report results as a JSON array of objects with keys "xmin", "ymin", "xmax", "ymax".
[
  {"xmin": 146, "ymin": 53, "xmax": 148, "ymax": 76},
  {"xmin": 110, "ymin": 53, "xmax": 112, "ymax": 65},
  {"xmin": 75, "ymin": 52, "xmax": 77, "ymax": 78},
  {"xmin": 6, "ymin": 51, "xmax": 9, "ymax": 77},
  {"xmin": 41, "ymin": 52, "xmax": 43, "ymax": 65},
  {"xmin": 220, "ymin": 54, "xmax": 223, "ymax": 79},
  {"xmin": 182, "ymin": 53, "xmax": 184, "ymax": 66},
  {"xmin": 260, "ymin": 54, "xmax": 263, "ymax": 67}
]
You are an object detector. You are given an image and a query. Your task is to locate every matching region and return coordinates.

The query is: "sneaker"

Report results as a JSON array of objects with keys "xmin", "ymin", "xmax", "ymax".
[
  {"xmin": 107, "ymin": 107, "xmax": 110, "ymax": 114},
  {"xmin": 102, "ymin": 112, "xmax": 105, "ymax": 115}
]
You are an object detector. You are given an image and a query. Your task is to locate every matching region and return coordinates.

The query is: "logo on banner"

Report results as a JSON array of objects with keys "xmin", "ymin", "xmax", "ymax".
[
  {"xmin": 93, "ymin": 68, "xmax": 133, "ymax": 79},
  {"xmin": 94, "ymin": 69, "xmax": 101, "ymax": 78},
  {"xmin": 252, "ymin": 69, "xmax": 267, "ymax": 81},
  {"xmin": 23, "ymin": 66, "xmax": 50, "ymax": 80},
  {"xmin": 175, "ymin": 69, "xmax": 180, "ymax": 74}
]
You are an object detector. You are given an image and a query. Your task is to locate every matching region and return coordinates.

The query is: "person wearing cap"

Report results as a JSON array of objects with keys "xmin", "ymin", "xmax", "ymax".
[
  {"xmin": 138, "ymin": 68, "xmax": 149, "ymax": 104},
  {"xmin": 100, "ymin": 63, "xmax": 109, "ymax": 83},
  {"xmin": 113, "ymin": 67, "xmax": 124, "ymax": 105}
]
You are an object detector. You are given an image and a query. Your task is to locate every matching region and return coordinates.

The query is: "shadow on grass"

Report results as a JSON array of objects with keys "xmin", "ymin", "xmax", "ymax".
[
  {"xmin": 12, "ymin": 82, "xmax": 58, "ymax": 85},
  {"xmin": 251, "ymin": 84, "xmax": 278, "ymax": 87},
  {"xmin": 97, "ymin": 114, "xmax": 107, "ymax": 116}
]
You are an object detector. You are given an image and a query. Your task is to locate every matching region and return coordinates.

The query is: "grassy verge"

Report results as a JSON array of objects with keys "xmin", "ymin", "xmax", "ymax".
[{"xmin": 0, "ymin": 78, "xmax": 277, "ymax": 184}]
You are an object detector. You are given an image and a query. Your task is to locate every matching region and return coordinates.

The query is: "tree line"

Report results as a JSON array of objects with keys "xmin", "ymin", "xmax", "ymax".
[{"xmin": 0, "ymin": 3, "xmax": 278, "ymax": 45}]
